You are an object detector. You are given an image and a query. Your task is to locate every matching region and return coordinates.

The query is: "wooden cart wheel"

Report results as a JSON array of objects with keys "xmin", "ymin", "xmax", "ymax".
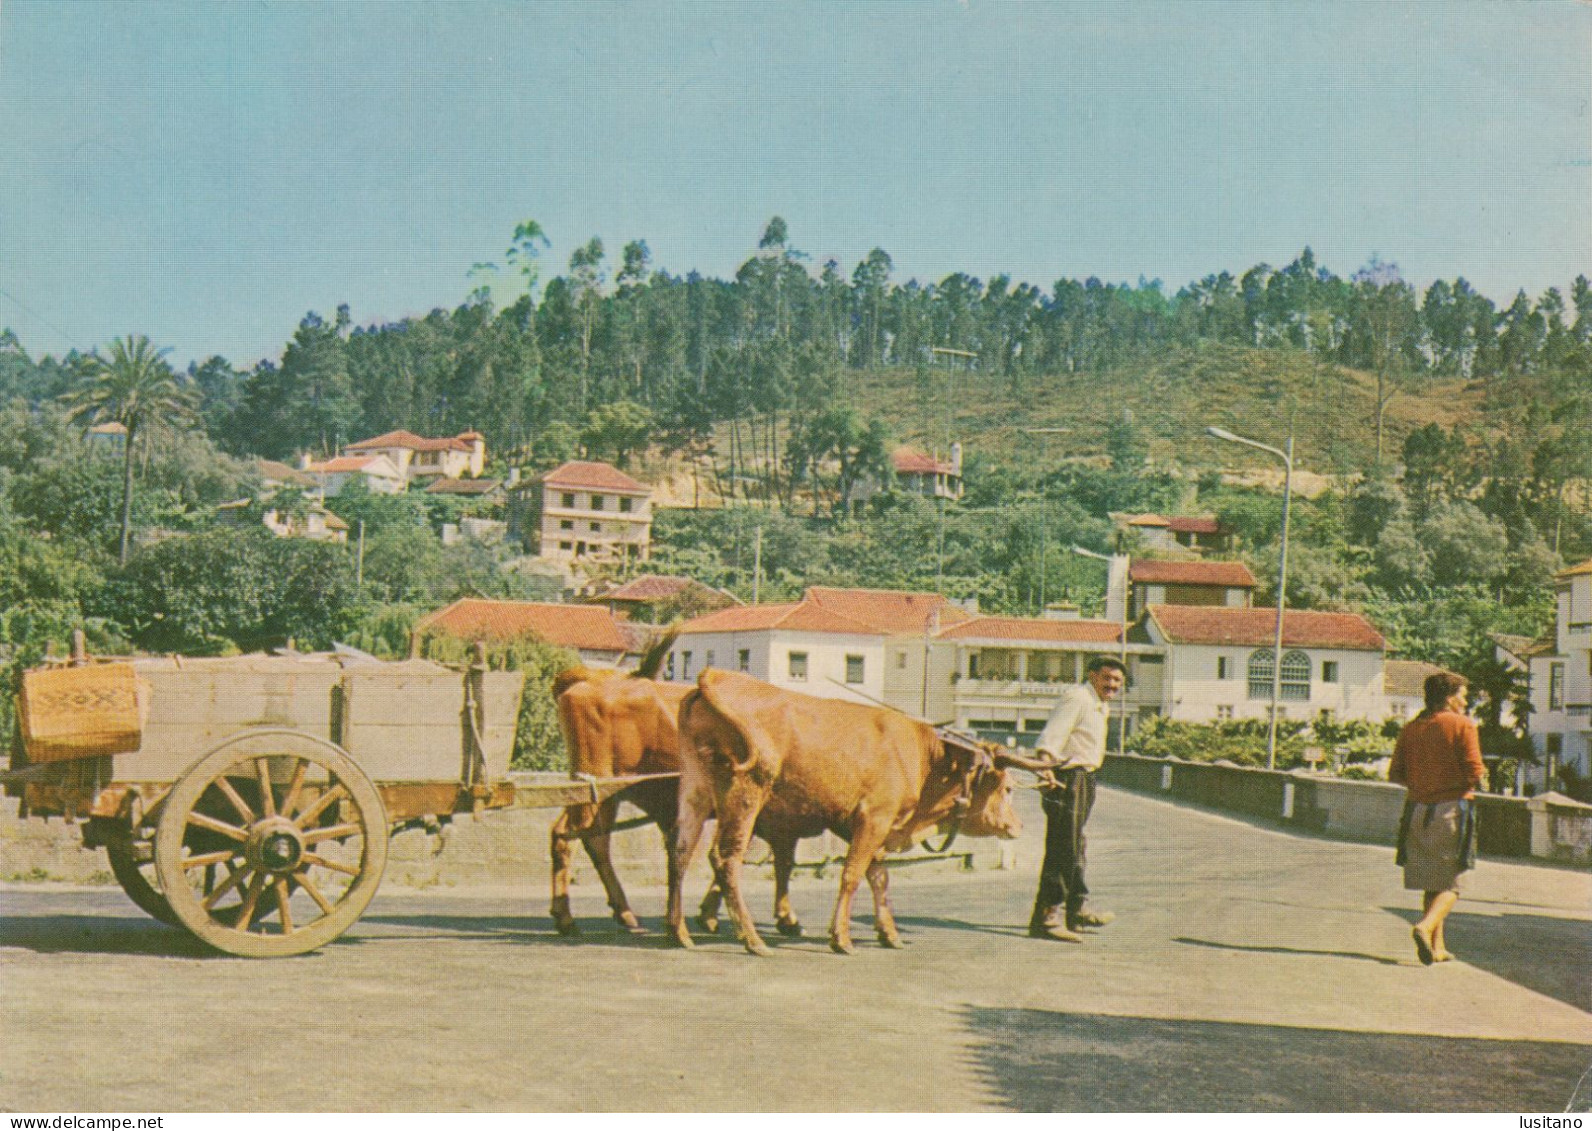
[
  {"xmin": 103, "ymin": 823, "xmax": 179, "ymax": 926},
  {"xmin": 153, "ymin": 728, "xmax": 388, "ymax": 958}
]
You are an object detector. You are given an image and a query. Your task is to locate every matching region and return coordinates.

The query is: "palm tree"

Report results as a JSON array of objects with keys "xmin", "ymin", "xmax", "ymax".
[{"xmin": 65, "ymin": 334, "xmax": 195, "ymax": 564}]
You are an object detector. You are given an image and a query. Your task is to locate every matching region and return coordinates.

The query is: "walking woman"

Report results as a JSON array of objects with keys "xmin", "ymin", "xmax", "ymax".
[{"xmin": 1389, "ymin": 671, "xmax": 1486, "ymax": 965}]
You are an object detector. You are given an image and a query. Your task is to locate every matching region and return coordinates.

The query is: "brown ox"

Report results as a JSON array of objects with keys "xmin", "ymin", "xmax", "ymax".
[
  {"xmin": 667, "ymin": 669, "xmax": 1022, "ymax": 955},
  {"xmin": 549, "ymin": 667, "xmax": 692, "ymax": 934}
]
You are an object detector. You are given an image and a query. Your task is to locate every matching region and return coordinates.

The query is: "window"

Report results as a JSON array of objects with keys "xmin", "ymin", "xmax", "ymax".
[
  {"xmin": 705, "ymin": 650, "xmax": 715, "ymax": 670},
  {"xmin": 560, "ymin": 519, "xmax": 573, "ymax": 531},
  {"xmin": 590, "ymin": 494, "xmax": 604, "ymax": 511},
  {"xmin": 665, "ymin": 652, "xmax": 676, "ymax": 680},
  {"xmin": 1248, "ymin": 649, "xmax": 1311, "ymax": 701},
  {"xmin": 1318, "ymin": 708, "xmax": 1336, "ymax": 724},
  {"xmin": 737, "ymin": 649, "xmax": 750, "ymax": 673},
  {"xmin": 590, "ymin": 522, "xmax": 601, "ymax": 533},
  {"xmin": 561, "ymin": 492, "xmax": 575, "ymax": 507},
  {"xmin": 558, "ymin": 541, "xmax": 572, "ymax": 551},
  {"xmin": 788, "ymin": 652, "xmax": 808, "ymax": 680},
  {"xmin": 1322, "ymin": 661, "xmax": 1339, "ymax": 683},
  {"xmin": 967, "ymin": 654, "xmax": 980, "ymax": 679},
  {"xmin": 1216, "ymin": 704, "xmax": 1234, "ymax": 721},
  {"xmin": 845, "ymin": 655, "xmax": 865, "ymax": 684},
  {"xmin": 896, "ymin": 649, "xmax": 908, "ymax": 670},
  {"xmin": 619, "ymin": 496, "xmax": 633, "ymax": 513},
  {"xmin": 681, "ymin": 651, "xmax": 693, "ymax": 679},
  {"xmin": 1217, "ymin": 656, "xmax": 1229, "ymax": 680},
  {"xmin": 1551, "ymin": 663, "xmax": 1565, "ymax": 710}
]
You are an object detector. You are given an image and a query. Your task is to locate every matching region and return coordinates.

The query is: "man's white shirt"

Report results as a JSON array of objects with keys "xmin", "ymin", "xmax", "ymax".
[{"xmin": 1033, "ymin": 681, "xmax": 1111, "ymax": 771}]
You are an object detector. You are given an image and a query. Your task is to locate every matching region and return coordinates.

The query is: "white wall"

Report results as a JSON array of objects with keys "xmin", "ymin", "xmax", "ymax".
[
  {"xmin": 1159, "ymin": 643, "xmax": 1386, "ymax": 723},
  {"xmin": 671, "ymin": 630, "xmax": 886, "ymax": 704}
]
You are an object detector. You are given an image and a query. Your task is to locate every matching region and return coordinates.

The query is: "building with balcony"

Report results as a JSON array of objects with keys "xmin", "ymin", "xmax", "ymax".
[
  {"xmin": 521, "ymin": 460, "xmax": 653, "ymax": 564},
  {"xmin": 1522, "ymin": 557, "xmax": 1592, "ymax": 793},
  {"xmin": 344, "ymin": 429, "xmax": 487, "ymax": 483}
]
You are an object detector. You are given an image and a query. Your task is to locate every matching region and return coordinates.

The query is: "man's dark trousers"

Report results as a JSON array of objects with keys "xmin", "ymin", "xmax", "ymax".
[{"xmin": 1031, "ymin": 767, "xmax": 1096, "ymax": 925}]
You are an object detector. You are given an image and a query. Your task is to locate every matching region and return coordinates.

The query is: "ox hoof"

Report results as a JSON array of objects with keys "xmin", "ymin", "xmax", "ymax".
[
  {"xmin": 615, "ymin": 912, "xmax": 647, "ymax": 935},
  {"xmin": 696, "ymin": 913, "xmax": 721, "ymax": 935},
  {"xmin": 829, "ymin": 937, "xmax": 856, "ymax": 956},
  {"xmin": 877, "ymin": 933, "xmax": 905, "ymax": 949},
  {"xmin": 776, "ymin": 919, "xmax": 803, "ymax": 938},
  {"xmin": 669, "ymin": 926, "xmax": 695, "ymax": 949},
  {"xmin": 743, "ymin": 939, "xmax": 773, "ymax": 957},
  {"xmin": 553, "ymin": 918, "xmax": 580, "ymax": 937}
]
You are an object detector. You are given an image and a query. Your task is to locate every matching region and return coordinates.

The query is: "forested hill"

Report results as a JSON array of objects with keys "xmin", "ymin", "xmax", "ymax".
[{"xmin": 1, "ymin": 222, "xmax": 1584, "ymax": 491}]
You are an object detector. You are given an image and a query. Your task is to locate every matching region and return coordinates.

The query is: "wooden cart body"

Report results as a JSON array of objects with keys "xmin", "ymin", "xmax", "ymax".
[{"xmin": 5, "ymin": 651, "xmax": 645, "ymax": 957}]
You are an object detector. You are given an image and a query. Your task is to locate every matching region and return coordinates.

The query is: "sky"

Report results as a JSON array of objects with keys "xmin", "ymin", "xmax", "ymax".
[{"xmin": 1, "ymin": 0, "xmax": 1589, "ymax": 369}]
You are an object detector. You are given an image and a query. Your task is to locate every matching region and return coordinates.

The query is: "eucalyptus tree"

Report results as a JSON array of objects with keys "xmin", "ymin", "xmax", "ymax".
[{"xmin": 64, "ymin": 334, "xmax": 195, "ymax": 564}]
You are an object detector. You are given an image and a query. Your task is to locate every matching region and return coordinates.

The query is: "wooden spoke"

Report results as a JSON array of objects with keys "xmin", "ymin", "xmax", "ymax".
[
  {"xmin": 279, "ymin": 759, "xmax": 309, "ymax": 821},
  {"xmin": 186, "ymin": 811, "xmax": 249, "ymax": 842},
  {"xmin": 273, "ymin": 880, "xmax": 294, "ymax": 934},
  {"xmin": 255, "ymin": 758, "xmax": 277, "ymax": 818},
  {"xmin": 294, "ymin": 784, "xmax": 349, "ymax": 830},
  {"xmin": 181, "ymin": 849, "xmax": 238, "ymax": 869},
  {"xmin": 302, "ymin": 851, "xmax": 360, "ymax": 876},
  {"xmin": 214, "ymin": 776, "xmax": 255, "ymax": 825},
  {"xmin": 292, "ymin": 872, "xmax": 334, "ymax": 915},
  {"xmin": 202, "ymin": 862, "xmax": 249, "ymax": 912},
  {"xmin": 233, "ymin": 871, "xmax": 267, "ymax": 929},
  {"xmin": 203, "ymin": 863, "xmax": 216, "ymax": 897},
  {"xmin": 301, "ymin": 823, "xmax": 362, "ymax": 845}
]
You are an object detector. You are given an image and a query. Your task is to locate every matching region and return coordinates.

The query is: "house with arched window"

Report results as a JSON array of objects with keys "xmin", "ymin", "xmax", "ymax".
[{"xmin": 1141, "ymin": 605, "xmax": 1389, "ymax": 725}]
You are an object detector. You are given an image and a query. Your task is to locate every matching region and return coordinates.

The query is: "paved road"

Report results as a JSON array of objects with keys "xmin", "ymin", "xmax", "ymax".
[{"xmin": 3, "ymin": 786, "xmax": 1589, "ymax": 1112}]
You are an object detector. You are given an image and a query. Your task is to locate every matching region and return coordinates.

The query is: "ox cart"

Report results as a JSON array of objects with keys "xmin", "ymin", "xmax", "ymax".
[{"xmin": 4, "ymin": 643, "xmax": 659, "ymax": 958}]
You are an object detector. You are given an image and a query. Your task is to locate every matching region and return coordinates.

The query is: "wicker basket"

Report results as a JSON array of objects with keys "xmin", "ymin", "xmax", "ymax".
[{"xmin": 18, "ymin": 663, "xmax": 145, "ymax": 763}]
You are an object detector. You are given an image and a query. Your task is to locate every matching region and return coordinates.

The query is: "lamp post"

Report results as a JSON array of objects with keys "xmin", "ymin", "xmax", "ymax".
[
  {"xmin": 1206, "ymin": 425, "xmax": 1294, "ymax": 770},
  {"xmin": 1023, "ymin": 427, "xmax": 1072, "ymax": 613},
  {"xmin": 1072, "ymin": 545, "xmax": 1129, "ymax": 754}
]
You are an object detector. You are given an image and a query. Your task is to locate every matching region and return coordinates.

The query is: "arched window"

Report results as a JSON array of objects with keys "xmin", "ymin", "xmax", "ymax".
[{"xmin": 1248, "ymin": 649, "xmax": 1313, "ymax": 701}]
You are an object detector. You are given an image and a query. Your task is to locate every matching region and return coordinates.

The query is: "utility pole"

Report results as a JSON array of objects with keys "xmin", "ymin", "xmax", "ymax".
[{"xmin": 752, "ymin": 524, "xmax": 763, "ymax": 604}]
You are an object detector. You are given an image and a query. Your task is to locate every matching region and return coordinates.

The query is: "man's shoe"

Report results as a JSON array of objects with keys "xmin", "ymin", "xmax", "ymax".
[
  {"xmin": 1068, "ymin": 909, "xmax": 1116, "ymax": 929},
  {"xmin": 1027, "ymin": 923, "xmax": 1085, "ymax": 943}
]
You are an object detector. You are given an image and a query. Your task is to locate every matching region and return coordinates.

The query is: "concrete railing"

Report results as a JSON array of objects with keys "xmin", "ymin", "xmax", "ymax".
[{"xmin": 1099, "ymin": 753, "xmax": 1592, "ymax": 865}]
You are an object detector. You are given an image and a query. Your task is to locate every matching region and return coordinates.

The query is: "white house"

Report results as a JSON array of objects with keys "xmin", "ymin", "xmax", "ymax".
[
  {"xmin": 1128, "ymin": 558, "xmax": 1256, "ymax": 617},
  {"xmin": 345, "ymin": 429, "xmax": 487, "ymax": 483},
  {"xmin": 302, "ymin": 453, "xmax": 406, "ymax": 497},
  {"xmin": 1141, "ymin": 605, "xmax": 1389, "ymax": 725},
  {"xmin": 669, "ymin": 600, "xmax": 889, "ymax": 704},
  {"xmin": 1522, "ymin": 557, "xmax": 1592, "ymax": 793},
  {"xmin": 1113, "ymin": 513, "xmax": 1234, "ymax": 555}
]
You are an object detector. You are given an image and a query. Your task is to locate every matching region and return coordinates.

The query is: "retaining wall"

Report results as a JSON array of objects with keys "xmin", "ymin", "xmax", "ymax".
[{"xmin": 1099, "ymin": 753, "xmax": 1592, "ymax": 865}]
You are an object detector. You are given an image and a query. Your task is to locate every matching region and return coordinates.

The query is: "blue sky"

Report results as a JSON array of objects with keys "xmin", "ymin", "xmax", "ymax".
[{"xmin": 1, "ymin": 0, "xmax": 1588, "ymax": 368}]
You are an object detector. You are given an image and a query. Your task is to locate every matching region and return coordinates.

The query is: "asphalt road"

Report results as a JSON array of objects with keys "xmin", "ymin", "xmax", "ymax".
[{"xmin": 3, "ymin": 786, "xmax": 1590, "ymax": 1113}]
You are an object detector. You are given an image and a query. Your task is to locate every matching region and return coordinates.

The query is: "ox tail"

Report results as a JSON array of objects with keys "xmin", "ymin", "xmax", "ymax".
[
  {"xmin": 632, "ymin": 624, "xmax": 681, "ymax": 681},
  {"xmin": 694, "ymin": 672, "xmax": 772, "ymax": 775}
]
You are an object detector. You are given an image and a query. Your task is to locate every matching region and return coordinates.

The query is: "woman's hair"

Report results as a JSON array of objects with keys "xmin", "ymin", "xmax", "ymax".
[{"xmin": 1422, "ymin": 671, "xmax": 1467, "ymax": 713}]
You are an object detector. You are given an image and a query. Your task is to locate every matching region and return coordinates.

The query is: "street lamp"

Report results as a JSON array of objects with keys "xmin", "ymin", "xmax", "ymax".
[
  {"xmin": 1023, "ymin": 427, "xmax": 1072, "ymax": 613},
  {"xmin": 1206, "ymin": 425, "xmax": 1294, "ymax": 770},
  {"xmin": 1072, "ymin": 545, "xmax": 1129, "ymax": 754}
]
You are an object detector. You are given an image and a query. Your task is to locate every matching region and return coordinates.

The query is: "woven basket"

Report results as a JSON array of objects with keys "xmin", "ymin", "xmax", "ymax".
[{"xmin": 18, "ymin": 663, "xmax": 145, "ymax": 763}]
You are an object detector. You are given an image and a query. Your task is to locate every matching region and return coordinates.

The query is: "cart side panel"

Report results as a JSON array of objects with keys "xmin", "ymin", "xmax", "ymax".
[
  {"xmin": 126, "ymin": 661, "xmax": 341, "ymax": 781},
  {"xmin": 478, "ymin": 671, "xmax": 524, "ymax": 781},
  {"xmin": 338, "ymin": 668, "xmax": 469, "ymax": 783}
]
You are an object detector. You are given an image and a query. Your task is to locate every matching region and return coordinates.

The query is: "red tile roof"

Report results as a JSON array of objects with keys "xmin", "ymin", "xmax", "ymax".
[
  {"xmin": 1557, "ymin": 557, "xmax": 1592, "ymax": 580},
  {"xmin": 541, "ymin": 460, "xmax": 649, "ymax": 493},
  {"xmin": 1130, "ymin": 559, "xmax": 1257, "ymax": 587},
  {"xmin": 804, "ymin": 586, "xmax": 975, "ymax": 633},
  {"xmin": 1384, "ymin": 659, "xmax": 1456, "ymax": 699},
  {"xmin": 892, "ymin": 447, "xmax": 956, "ymax": 476},
  {"xmin": 315, "ymin": 456, "xmax": 382, "ymax": 474},
  {"xmin": 255, "ymin": 459, "xmax": 316, "ymax": 487},
  {"xmin": 936, "ymin": 616, "xmax": 1124, "ymax": 644},
  {"xmin": 676, "ymin": 602, "xmax": 882, "ymax": 637},
  {"xmin": 423, "ymin": 477, "xmax": 502, "ymax": 495},
  {"xmin": 602, "ymin": 575, "xmax": 705, "ymax": 602},
  {"xmin": 1147, "ymin": 605, "xmax": 1386, "ymax": 651},
  {"xmin": 414, "ymin": 599, "xmax": 630, "ymax": 652},
  {"xmin": 348, "ymin": 430, "xmax": 472, "ymax": 453},
  {"xmin": 1165, "ymin": 516, "xmax": 1226, "ymax": 535},
  {"xmin": 1125, "ymin": 513, "xmax": 1170, "ymax": 527}
]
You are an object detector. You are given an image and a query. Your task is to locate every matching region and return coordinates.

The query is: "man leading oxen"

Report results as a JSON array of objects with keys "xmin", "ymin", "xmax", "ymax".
[{"xmin": 667, "ymin": 668, "xmax": 1023, "ymax": 956}]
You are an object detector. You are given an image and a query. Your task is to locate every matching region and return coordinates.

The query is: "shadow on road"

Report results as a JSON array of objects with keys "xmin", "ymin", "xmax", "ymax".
[
  {"xmin": 1385, "ymin": 905, "xmax": 1592, "ymax": 1015},
  {"xmin": 0, "ymin": 914, "xmax": 215, "ymax": 958},
  {"xmin": 1173, "ymin": 935, "xmax": 1405, "ymax": 966},
  {"xmin": 958, "ymin": 1005, "xmax": 1592, "ymax": 1112}
]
